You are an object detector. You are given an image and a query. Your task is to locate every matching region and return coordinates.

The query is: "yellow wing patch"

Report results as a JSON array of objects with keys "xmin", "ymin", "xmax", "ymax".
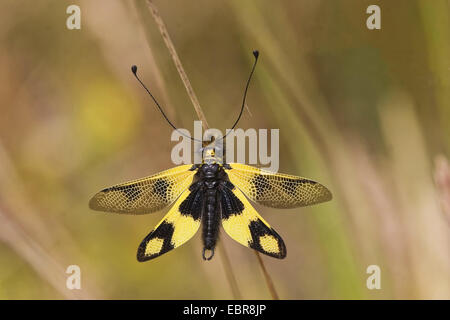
[
  {"xmin": 221, "ymin": 186, "xmax": 286, "ymax": 259},
  {"xmin": 258, "ymin": 234, "xmax": 280, "ymax": 254},
  {"xmin": 89, "ymin": 165, "xmax": 195, "ymax": 214},
  {"xmin": 137, "ymin": 189, "xmax": 201, "ymax": 261},
  {"xmin": 145, "ymin": 238, "xmax": 165, "ymax": 256},
  {"xmin": 226, "ymin": 163, "xmax": 332, "ymax": 209}
]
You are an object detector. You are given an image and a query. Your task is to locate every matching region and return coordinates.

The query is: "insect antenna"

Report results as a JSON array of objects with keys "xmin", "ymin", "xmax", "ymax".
[
  {"xmin": 222, "ymin": 50, "xmax": 259, "ymax": 140},
  {"xmin": 131, "ymin": 65, "xmax": 201, "ymax": 142}
]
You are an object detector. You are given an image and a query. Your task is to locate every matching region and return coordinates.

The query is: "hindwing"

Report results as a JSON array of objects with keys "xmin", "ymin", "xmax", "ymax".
[
  {"xmin": 220, "ymin": 181, "xmax": 286, "ymax": 259},
  {"xmin": 137, "ymin": 186, "xmax": 203, "ymax": 261}
]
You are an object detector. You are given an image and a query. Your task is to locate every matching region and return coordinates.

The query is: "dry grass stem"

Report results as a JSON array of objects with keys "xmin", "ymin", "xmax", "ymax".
[
  {"xmin": 146, "ymin": 0, "xmax": 209, "ymax": 130},
  {"xmin": 434, "ymin": 155, "xmax": 450, "ymax": 226},
  {"xmin": 144, "ymin": 0, "xmax": 249, "ymax": 299},
  {"xmin": 0, "ymin": 143, "xmax": 98, "ymax": 299},
  {"xmin": 145, "ymin": 0, "xmax": 281, "ymax": 300},
  {"xmin": 217, "ymin": 241, "xmax": 242, "ymax": 299},
  {"xmin": 254, "ymin": 251, "xmax": 279, "ymax": 300}
]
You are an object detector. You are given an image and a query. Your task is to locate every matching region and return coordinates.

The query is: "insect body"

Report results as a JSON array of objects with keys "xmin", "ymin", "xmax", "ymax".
[
  {"xmin": 89, "ymin": 147, "xmax": 331, "ymax": 261},
  {"xmin": 89, "ymin": 50, "xmax": 332, "ymax": 261}
]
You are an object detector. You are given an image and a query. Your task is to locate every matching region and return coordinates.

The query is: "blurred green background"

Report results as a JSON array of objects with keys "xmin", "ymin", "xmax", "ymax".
[{"xmin": 0, "ymin": 0, "xmax": 449, "ymax": 299}]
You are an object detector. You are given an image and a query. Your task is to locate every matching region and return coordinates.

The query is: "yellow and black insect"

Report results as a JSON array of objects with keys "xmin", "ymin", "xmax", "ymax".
[{"xmin": 89, "ymin": 51, "xmax": 332, "ymax": 261}]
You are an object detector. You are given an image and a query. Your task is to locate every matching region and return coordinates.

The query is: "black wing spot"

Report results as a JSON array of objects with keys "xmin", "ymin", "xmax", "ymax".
[
  {"xmin": 179, "ymin": 187, "xmax": 203, "ymax": 221},
  {"xmin": 105, "ymin": 184, "xmax": 141, "ymax": 202},
  {"xmin": 281, "ymin": 178, "xmax": 316, "ymax": 194},
  {"xmin": 220, "ymin": 186, "xmax": 244, "ymax": 219},
  {"xmin": 281, "ymin": 178, "xmax": 298, "ymax": 193},
  {"xmin": 137, "ymin": 221, "xmax": 175, "ymax": 261},
  {"xmin": 248, "ymin": 219, "xmax": 286, "ymax": 259},
  {"xmin": 251, "ymin": 175, "xmax": 271, "ymax": 200},
  {"xmin": 152, "ymin": 179, "xmax": 169, "ymax": 199}
]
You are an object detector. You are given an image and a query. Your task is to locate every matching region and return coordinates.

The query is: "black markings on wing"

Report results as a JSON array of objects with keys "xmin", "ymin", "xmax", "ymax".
[
  {"xmin": 179, "ymin": 186, "xmax": 203, "ymax": 221},
  {"xmin": 220, "ymin": 185, "xmax": 287, "ymax": 259},
  {"xmin": 248, "ymin": 219, "xmax": 286, "ymax": 259},
  {"xmin": 89, "ymin": 165, "xmax": 195, "ymax": 214},
  {"xmin": 103, "ymin": 184, "xmax": 142, "ymax": 202},
  {"xmin": 220, "ymin": 182, "xmax": 244, "ymax": 219},
  {"xmin": 136, "ymin": 188, "xmax": 202, "ymax": 262},
  {"xmin": 252, "ymin": 175, "xmax": 310, "ymax": 201},
  {"xmin": 137, "ymin": 222, "xmax": 175, "ymax": 261},
  {"xmin": 252, "ymin": 175, "xmax": 270, "ymax": 201},
  {"xmin": 152, "ymin": 179, "xmax": 169, "ymax": 199},
  {"xmin": 226, "ymin": 163, "xmax": 332, "ymax": 208}
]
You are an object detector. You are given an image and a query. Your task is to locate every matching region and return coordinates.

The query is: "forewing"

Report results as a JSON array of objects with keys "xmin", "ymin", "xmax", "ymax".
[
  {"xmin": 89, "ymin": 165, "xmax": 196, "ymax": 214},
  {"xmin": 137, "ymin": 187, "xmax": 203, "ymax": 261},
  {"xmin": 226, "ymin": 163, "xmax": 332, "ymax": 209},
  {"xmin": 220, "ymin": 182, "xmax": 286, "ymax": 259}
]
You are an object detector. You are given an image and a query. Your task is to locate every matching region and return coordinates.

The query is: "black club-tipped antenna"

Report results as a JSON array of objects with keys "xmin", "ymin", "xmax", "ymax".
[
  {"xmin": 132, "ymin": 49, "xmax": 259, "ymax": 144},
  {"xmin": 221, "ymin": 50, "xmax": 259, "ymax": 141},
  {"xmin": 131, "ymin": 65, "xmax": 201, "ymax": 142}
]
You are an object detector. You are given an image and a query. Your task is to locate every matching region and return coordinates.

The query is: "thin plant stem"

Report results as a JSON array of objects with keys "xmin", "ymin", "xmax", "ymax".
[
  {"xmin": 144, "ymin": 0, "xmax": 244, "ymax": 299},
  {"xmin": 0, "ymin": 143, "xmax": 99, "ymax": 299},
  {"xmin": 145, "ymin": 0, "xmax": 209, "ymax": 130},
  {"xmin": 434, "ymin": 155, "xmax": 450, "ymax": 227},
  {"xmin": 254, "ymin": 251, "xmax": 279, "ymax": 300},
  {"xmin": 217, "ymin": 239, "xmax": 242, "ymax": 299},
  {"xmin": 145, "ymin": 0, "xmax": 281, "ymax": 300}
]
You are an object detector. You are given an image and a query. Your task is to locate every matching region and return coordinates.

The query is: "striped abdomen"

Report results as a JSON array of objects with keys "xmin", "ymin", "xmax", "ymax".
[{"xmin": 202, "ymin": 187, "xmax": 220, "ymax": 260}]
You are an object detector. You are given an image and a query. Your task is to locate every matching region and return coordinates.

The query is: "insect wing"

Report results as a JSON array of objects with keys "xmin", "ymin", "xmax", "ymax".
[
  {"xmin": 136, "ymin": 187, "xmax": 203, "ymax": 261},
  {"xmin": 226, "ymin": 163, "xmax": 332, "ymax": 209},
  {"xmin": 89, "ymin": 165, "xmax": 196, "ymax": 214},
  {"xmin": 220, "ymin": 182, "xmax": 286, "ymax": 259}
]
